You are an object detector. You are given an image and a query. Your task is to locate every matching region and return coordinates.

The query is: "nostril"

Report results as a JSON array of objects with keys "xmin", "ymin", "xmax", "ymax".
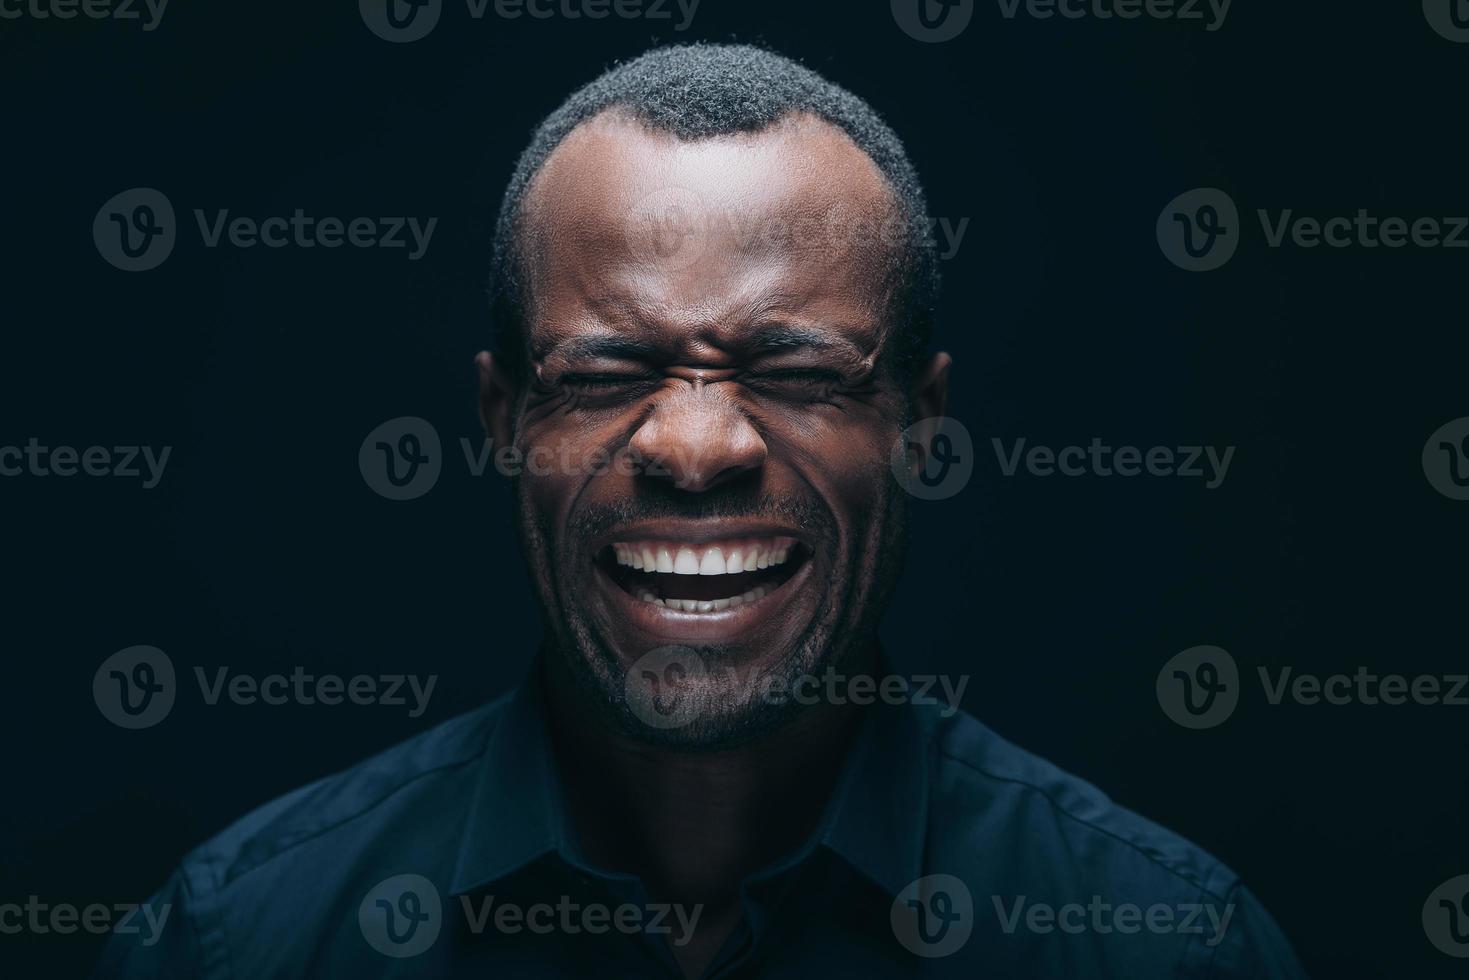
[{"xmin": 692, "ymin": 460, "xmax": 754, "ymax": 493}]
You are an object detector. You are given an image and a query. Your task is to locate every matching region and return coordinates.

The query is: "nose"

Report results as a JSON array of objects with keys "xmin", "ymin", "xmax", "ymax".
[{"xmin": 628, "ymin": 381, "xmax": 767, "ymax": 492}]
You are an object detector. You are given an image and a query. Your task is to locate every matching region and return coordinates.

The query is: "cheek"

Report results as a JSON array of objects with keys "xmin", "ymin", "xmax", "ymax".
[
  {"xmin": 516, "ymin": 415, "xmax": 635, "ymax": 527},
  {"xmin": 782, "ymin": 414, "xmax": 899, "ymax": 506}
]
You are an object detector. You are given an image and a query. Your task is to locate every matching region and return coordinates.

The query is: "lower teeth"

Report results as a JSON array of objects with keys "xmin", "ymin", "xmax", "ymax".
[{"xmin": 637, "ymin": 586, "xmax": 770, "ymax": 612}]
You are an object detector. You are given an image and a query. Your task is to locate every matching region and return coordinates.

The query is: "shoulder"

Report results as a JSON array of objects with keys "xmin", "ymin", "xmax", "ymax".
[
  {"xmin": 915, "ymin": 706, "xmax": 1307, "ymax": 978},
  {"xmin": 182, "ymin": 695, "xmax": 507, "ymax": 891},
  {"xmin": 925, "ymin": 706, "xmax": 1237, "ymax": 900},
  {"xmin": 95, "ymin": 696, "xmax": 516, "ymax": 978}
]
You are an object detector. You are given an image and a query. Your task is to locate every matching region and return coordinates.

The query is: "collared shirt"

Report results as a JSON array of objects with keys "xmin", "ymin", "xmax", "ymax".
[{"xmin": 95, "ymin": 669, "xmax": 1308, "ymax": 978}]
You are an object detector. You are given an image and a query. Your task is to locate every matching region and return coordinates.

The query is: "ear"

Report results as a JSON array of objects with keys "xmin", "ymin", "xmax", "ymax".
[
  {"xmin": 910, "ymin": 351, "xmax": 951, "ymax": 423},
  {"xmin": 475, "ymin": 351, "xmax": 516, "ymax": 453}
]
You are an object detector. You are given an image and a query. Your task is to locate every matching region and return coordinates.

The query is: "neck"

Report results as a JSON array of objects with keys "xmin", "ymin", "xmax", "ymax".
[{"xmin": 541, "ymin": 649, "xmax": 873, "ymax": 908}]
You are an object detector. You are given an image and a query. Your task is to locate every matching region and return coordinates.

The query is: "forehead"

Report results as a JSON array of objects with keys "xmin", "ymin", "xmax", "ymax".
[{"xmin": 518, "ymin": 110, "xmax": 903, "ymax": 363}]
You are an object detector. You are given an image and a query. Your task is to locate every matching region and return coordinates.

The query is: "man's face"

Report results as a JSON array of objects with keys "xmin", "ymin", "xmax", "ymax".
[{"xmin": 483, "ymin": 111, "xmax": 946, "ymax": 745}]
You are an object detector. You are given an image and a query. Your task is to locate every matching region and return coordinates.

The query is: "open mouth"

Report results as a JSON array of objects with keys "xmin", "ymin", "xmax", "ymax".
[{"xmin": 598, "ymin": 536, "xmax": 810, "ymax": 614}]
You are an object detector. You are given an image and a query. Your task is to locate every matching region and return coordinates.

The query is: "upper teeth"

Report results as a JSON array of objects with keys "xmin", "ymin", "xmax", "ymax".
[{"xmin": 611, "ymin": 537, "xmax": 796, "ymax": 575}]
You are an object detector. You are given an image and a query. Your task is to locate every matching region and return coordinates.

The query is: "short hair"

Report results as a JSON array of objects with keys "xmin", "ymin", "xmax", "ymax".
[{"xmin": 488, "ymin": 42, "xmax": 940, "ymax": 380}]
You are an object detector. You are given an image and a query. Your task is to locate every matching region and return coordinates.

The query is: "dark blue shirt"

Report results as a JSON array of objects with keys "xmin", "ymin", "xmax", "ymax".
[{"xmin": 96, "ymin": 672, "xmax": 1307, "ymax": 978}]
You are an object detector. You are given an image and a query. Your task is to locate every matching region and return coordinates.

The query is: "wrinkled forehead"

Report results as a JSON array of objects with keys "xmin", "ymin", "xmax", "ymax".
[{"xmin": 515, "ymin": 109, "xmax": 905, "ymax": 361}]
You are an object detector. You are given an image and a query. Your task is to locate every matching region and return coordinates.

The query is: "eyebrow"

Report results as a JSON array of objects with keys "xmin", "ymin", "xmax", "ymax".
[
  {"xmin": 542, "ymin": 325, "xmax": 863, "ymax": 363},
  {"xmin": 745, "ymin": 325, "xmax": 841, "ymax": 352},
  {"xmin": 550, "ymin": 336, "xmax": 664, "ymax": 362}
]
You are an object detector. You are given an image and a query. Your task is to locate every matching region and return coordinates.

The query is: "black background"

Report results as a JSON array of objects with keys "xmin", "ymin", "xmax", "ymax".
[{"xmin": 1, "ymin": 1, "xmax": 1465, "ymax": 976}]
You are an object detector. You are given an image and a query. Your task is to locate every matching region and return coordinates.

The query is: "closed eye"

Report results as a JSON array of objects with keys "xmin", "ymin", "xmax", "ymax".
[
  {"xmin": 744, "ymin": 368, "xmax": 846, "ymax": 392},
  {"xmin": 749, "ymin": 368, "xmax": 844, "ymax": 382},
  {"xmin": 562, "ymin": 373, "xmax": 658, "ymax": 390}
]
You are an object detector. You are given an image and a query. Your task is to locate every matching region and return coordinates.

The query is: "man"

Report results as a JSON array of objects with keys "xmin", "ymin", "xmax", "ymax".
[{"xmin": 97, "ymin": 43, "xmax": 1306, "ymax": 978}]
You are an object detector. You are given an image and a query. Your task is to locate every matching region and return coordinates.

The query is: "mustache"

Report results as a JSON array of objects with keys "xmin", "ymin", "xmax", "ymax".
[{"xmin": 567, "ymin": 485, "xmax": 834, "ymax": 543}]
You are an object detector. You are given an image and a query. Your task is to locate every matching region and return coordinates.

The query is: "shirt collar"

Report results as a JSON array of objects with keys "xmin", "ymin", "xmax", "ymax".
[
  {"xmin": 450, "ymin": 665, "xmax": 932, "ymax": 900},
  {"xmin": 449, "ymin": 673, "xmax": 565, "ymax": 895},
  {"xmin": 815, "ymin": 692, "xmax": 932, "ymax": 898}
]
